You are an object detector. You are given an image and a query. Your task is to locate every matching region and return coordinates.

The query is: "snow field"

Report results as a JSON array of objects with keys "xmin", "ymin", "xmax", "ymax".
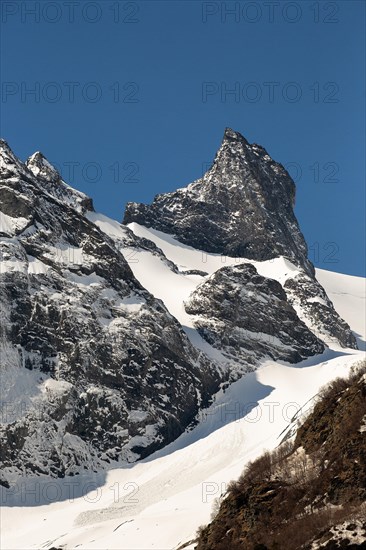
[{"xmin": 1, "ymin": 215, "xmax": 364, "ymax": 550}]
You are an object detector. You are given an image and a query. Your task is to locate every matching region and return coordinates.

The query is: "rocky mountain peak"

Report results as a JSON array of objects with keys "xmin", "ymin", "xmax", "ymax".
[
  {"xmin": 0, "ymin": 138, "xmax": 15, "ymax": 158},
  {"xmin": 0, "ymin": 139, "xmax": 29, "ymax": 178},
  {"xmin": 0, "ymin": 134, "xmax": 359, "ymax": 489},
  {"xmin": 222, "ymin": 126, "xmax": 249, "ymax": 144},
  {"xmin": 26, "ymin": 151, "xmax": 61, "ymax": 184},
  {"xmin": 209, "ymin": 128, "xmax": 295, "ymax": 203},
  {"xmin": 123, "ymin": 128, "xmax": 311, "ymax": 274},
  {"xmin": 26, "ymin": 150, "xmax": 93, "ymax": 213},
  {"xmin": 0, "ymin": 138, "xmax": 11, "ymax": 152},
  {"xmin": 0, "ymin": 141, "xmax": 221, "ymax": 481},
  {"xmin": 0, "ymin": 142, "xmax": 93, "ymax": 215}
]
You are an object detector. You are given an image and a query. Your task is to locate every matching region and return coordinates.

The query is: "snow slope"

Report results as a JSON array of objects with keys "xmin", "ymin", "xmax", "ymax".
[
  {"xmin": 316, "ymin": 268, "xmax": 366, "ymax": 350},
  {"xmin": 123, "ymin": 222, "xmax": 356, "ymax": 353},
  {"xmin": 1, "ymin": 220, "xmax": 365, "ymax": 550},
  {"xmin": 127, "ymin": 222, "xmax": 302, "ymax": 283},
  {"xmin": 1, "ymin": 353, "xmax": 363, "ymax": 550},
  {"xmin": 89, "ymin": 216, "xmax": 306, "ymax": 370}
]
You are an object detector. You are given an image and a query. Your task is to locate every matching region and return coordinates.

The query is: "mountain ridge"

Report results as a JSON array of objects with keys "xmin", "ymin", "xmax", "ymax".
[{"xmin": 0, "ymin": 130, "xmax": 357, "ymax": 487}]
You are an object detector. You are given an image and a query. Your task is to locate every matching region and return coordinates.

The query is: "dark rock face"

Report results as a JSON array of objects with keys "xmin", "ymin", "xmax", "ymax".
[
  {"xmin": 123, "ymin": 128, "xmax": 357, "ymax": 350},
  {"xmin": 185, "ymin": 263, "xmax": 325, "ymax": 366},
  {"xmin": 0, "ymin": 140, "xmax": 220, "ymax": 483},
  {"xmin": 284, "ymin": 274, "xmax": 357, "ymax": 349},
  {"xmin": 123, "ymin": 128, "xmax": 314, "ymax": 275}
]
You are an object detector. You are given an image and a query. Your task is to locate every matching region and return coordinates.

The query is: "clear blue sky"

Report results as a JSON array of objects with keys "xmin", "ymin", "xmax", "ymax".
[{"xmin": 1, "ymin": 0, "xmax": 365, "ymax": 276}]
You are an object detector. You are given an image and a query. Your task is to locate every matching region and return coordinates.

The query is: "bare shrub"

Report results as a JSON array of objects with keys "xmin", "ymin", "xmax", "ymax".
[
  {"xmin": 318, "ymin": 376, "xmax": 348, "ymax": 402},
  {"xmin": 210, "ymin": 496, "xmax": 222, "ymax": 521},
  {"xmin": 243, "ymin": 451, "xmax": 273, "ymax": 483}
]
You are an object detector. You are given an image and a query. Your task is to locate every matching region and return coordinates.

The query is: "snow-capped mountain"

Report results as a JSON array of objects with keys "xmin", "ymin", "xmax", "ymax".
[
  {"xmin": 0, "ymin": 139, "xmax": 220, "ymax": 482},
  {"xmin": 0, "ymin": 129, "xmax": 358, "ymax": 489},
  {"xmin": 123, "ymin": 128, "xmax": 356, "ymax": 349},
  {"xmin": 124, "ymin": 128, "xmax": 313, "ymax": 273}
]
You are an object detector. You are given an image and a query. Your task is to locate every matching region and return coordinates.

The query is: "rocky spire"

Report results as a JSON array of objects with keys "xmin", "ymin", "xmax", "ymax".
[{"xmin": 123, "ymin": 128, "xmax": 313, "ymax": 275}]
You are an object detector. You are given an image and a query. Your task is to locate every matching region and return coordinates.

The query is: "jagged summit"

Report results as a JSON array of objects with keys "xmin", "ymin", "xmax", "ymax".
[
  {"xmin": 0, "ymin": 138, "xmax": 10, "ymax": 148},
  {"xmin": 211, "ymin": 128, "xmax": 296, "ymax": 204},
  {"xmin": 0, "ymin": 139, "xmax": 221, "ymax": 480},
  {"xmin": 26, "ymin": 151, "xmax": 61, "ymax": 183},
  {"xmin": 0, "ymin": 141, "xmax": 93, "ymax": 214},
  {"xmin": 222, "ymin": 126, "xmax": 249, "ymax": 142},
  {"xmin": 123, "ymin": 128, "xmax": 311, "ymax": 274},
  {"xmin": 25, "ymin": 150, "xmax": 94, "ymax": 212},
  {"xmin": 221, "ymin": 127, "xmax": 271, "ymax": 156},
  {"xmin": 0, "ymin": 138, "xmax": 13, "ymax": 151},
  {"xmin": 0, "ymin": 138, "xmax": 29, "ymax": 177}
]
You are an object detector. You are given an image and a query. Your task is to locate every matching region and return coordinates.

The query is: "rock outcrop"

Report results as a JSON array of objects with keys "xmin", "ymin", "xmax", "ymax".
[
  {"xmin": 123, "ymin": 128, "xmax": 313, "ymax": 274},
  {"xmin": 123, "ymin": 128, "xmax": 357, "ymax": 350},
  {"xmin": 185, "ymin": 263, "xmax": 324, "ymax": 367},
  {"xmin": 0, "ymin": 140, "xmax": 220, "ymax": 483}
]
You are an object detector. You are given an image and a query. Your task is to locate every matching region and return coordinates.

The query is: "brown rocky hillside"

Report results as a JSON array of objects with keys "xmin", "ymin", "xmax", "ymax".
[{"xmin": 195, "ymin": 360, "xmax": 366, "ymax": 550}]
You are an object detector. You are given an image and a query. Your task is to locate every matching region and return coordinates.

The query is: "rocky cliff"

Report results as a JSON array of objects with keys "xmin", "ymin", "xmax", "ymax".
[
  {"xmin": 124, "ymin": 128, "xmax": 357, "ymax": 351},
  {"xmin": 0, "ymin": 140, "xmax": 220, "ymax": 483},
  {"xmin": 124, "ymin": 128, "xmax": 313, "ymax": 274},
  {"xmin": 0, "ymin": 129, "xmax": 358, "ymax": 486}
]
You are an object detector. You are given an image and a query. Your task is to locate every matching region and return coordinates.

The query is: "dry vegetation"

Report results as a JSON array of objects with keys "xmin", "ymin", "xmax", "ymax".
[{"xmin": 195, "ymin": 360, "xmax": 366, "ymax": 550}]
